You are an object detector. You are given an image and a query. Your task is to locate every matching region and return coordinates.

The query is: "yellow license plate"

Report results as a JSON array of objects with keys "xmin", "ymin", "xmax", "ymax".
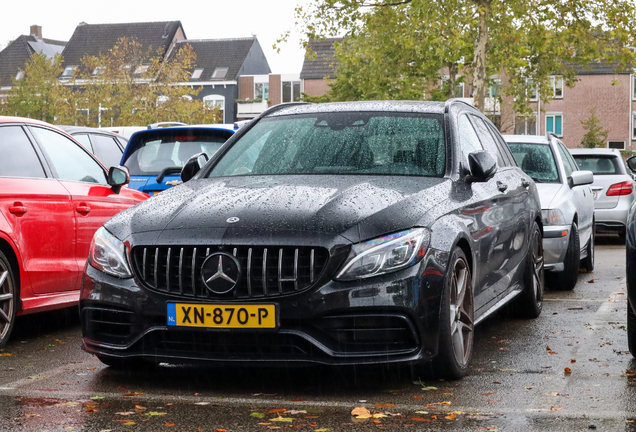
[{"xmin": 167, "ymin": 303, "xmax": 276, "ymax": 328}]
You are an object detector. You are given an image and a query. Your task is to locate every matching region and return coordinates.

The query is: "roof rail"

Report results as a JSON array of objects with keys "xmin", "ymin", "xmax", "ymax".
[
  {"xmin": 546, "ymin": 131, "xmax": 559, "ymax": 140},
  {"xmin": 443, "ymin": 98, "xmax": 480, "ymax": 114}
]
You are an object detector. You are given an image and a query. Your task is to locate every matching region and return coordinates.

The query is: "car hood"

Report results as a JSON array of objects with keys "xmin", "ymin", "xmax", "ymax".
[
  {"xmin": 535, "ymin": 183, "xmax": 564, "ymax": 209},
  {"xmin": 105, "ymin": 175, "xmax": 450, "ymax": 245}
]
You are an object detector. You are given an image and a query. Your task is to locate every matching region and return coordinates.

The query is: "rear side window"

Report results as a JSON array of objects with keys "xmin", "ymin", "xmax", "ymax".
[
  {"xmin": 573, "ymin": 155, "xmax": 621, "ymax": 175},
  {"xmin": 92, "ymin": 134, "xmax": 123, "ymax": 168},
  {"xmin": 74, "ymin": 133, "xmax": 93, "ymax": 152},
  {"xmin": 0, "ymin": 126, "xmax": 46, "ymax": 178},
  {"xmin": 469, "ymin": 116, "xmax": 504, "ymax": 167}
]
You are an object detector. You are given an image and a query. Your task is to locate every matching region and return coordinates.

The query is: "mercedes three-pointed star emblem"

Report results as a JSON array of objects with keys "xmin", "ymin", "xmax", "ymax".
[{"xmin": 200, "ymin": 253, "xmax": 242, "ymax": 294}]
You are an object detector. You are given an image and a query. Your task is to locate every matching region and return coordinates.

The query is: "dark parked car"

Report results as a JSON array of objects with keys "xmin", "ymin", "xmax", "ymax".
[
  {"xmin": 0, "ymin": 116, "xmax": 149, "ymax": 348},
  {"xmin": 80, "ymin": 100, "xmax": 544, "ymax": 379},
  {"xmin": 60, "ymin": 126, "xmax": 127, "ymax": 169}
]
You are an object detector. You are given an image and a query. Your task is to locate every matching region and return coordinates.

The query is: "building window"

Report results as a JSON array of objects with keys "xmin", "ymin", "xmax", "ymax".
[
  {"xmin": 608, "ymin": 141, "xmax": 625, "ymax": 150},
  {"xmin": 527, "ymin": 79, "xmax": 537, "ymax": 101},
  {"xmin": 61, "ymin": 66, "xmax": 77, "ymax": 78},
  {"xmin": 15, "ymin": 71, "xmax": 24, "ymax": 81},
  {"xmin": 282, "ymin": 81, "xmax": 301, "ymax": 103},
  {"xmin": 255, "ymin": 82, "xmax": 269, "ymax": 101},
  {"xmin": 514, "ymin": 115, "xmax": 537, "ymax": 135},
  {"xmin": 203, "ymin": 94, "xmax": 225, "ymax": 122},
  {"xmin": 93, "ymin": 67, "xmax": 105, "ymax": 76},
  {"xmin": 546, "ymin": 113, "xmax": 563, "ymax": 136},
  {"xmin": 441, "ymin": 76, "xmax": 464, "ymax": 98},
  {"xmin": 156, "ymin": 95, "xmax": 169, "ymax": 106},
  {"xmin": 191, "ymin": 68, "xmax": 203, "ymax": 80},
  {"xmin": 212, "ymin": 67, "xmax": 228, "ymax": 79},
  {"xmin": 633, "ymin": 113, "xmax": 636, "ymax": 139},
  {"xmin": 134, "ymin": 65, "xmax": 149, "ymax": 75},
  {"xmin": 488, "ymin": 79, "xmax": 501, "ymax": 98},
  {"xmin": 550, "ymin": 76, "xmax": 563, "ymax": 98}
]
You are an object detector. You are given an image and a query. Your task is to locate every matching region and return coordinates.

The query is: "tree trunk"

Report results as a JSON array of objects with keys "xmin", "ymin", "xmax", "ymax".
[{"xmin": 473, "ymin": 0, "xmax": 490, "ymax": 112}]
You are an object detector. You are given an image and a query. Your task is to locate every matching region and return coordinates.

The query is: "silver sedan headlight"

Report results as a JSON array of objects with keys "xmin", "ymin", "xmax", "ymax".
[
  {"xmin": 335, "ymin": 228, "xmax": 430, "ymax": 281},
  {"xmin": 89, "ymin": 227, "xmax": 133, "ymax": 278},
  {"xmin": 541, "ymin": 209, "xmax": 567, "ymax": 226}
]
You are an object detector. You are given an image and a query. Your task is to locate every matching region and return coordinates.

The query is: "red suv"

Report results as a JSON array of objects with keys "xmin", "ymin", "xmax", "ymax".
[{"xmin": 0, "ymin": 116, "xmax": 148, "ymax": 347}]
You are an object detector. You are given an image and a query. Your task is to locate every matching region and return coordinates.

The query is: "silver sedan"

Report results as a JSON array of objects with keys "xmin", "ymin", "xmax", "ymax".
[{"xmin": 505, "ymin": 134, "xmax": 594, "ymax": 291}]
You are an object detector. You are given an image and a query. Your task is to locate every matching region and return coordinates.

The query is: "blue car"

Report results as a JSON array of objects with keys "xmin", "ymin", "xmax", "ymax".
[{"xmin": 121, "ymin": 125, "xmax": 236, "ymax": 195}]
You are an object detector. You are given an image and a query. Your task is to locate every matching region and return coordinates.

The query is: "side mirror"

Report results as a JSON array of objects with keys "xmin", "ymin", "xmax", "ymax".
[
  {"xmin": 627, "ymin": 156, "xmax": 636, "ymax": 173},
  {"xmin": 466, "ymin": 151, "xmax": 497, "ymax": 183},
  {"xmin": 107, "ymin": 166, "xmax": 130, "ymax": 194},
  {"xmin": 569, "ymin": 170, "xmax": 594, "ymax": 187},
  {"xmin": 181, "ymin": 152, "xmax": 209, "ymax": 183}
]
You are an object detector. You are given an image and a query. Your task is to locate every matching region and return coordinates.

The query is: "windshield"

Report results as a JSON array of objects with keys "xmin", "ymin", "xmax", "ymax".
[
  {"xmin": 207, "ymin": 112, "xmax": 446, "ymax": 177},
  {"xmin": 123, "ymin": 129, "xmax": 231, "ymax": 176},
  {"xmin": 572, "ymin": 155, "xmax": 621, "ymax": 175},
  {"xmin": 508, "ymin": 142, "xmax": 560, "ymax": 183}
]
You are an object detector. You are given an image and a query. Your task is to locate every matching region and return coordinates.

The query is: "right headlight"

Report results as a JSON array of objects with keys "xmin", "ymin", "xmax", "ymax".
[
  {"xmin": 541, "ymin": 209, "xmax": 567, "ymax": 226},
  {"xmin": 88, "ymin": 227, "xmax": 132, "ymax": 278}
]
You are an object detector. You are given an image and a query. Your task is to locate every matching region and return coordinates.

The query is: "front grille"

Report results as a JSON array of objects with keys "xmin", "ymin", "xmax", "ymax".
[{"xmin": 131, "ymin": 246, "xmax": 330, "ymax": 299}]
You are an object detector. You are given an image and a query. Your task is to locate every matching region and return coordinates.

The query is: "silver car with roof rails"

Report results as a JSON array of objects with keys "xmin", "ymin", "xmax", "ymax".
[{"xmin": 505, "ymin": 134, "xmax": 594, "ymax": 291}]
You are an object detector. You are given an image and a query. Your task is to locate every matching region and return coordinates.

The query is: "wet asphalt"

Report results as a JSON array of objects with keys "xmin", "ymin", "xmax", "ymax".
[{"xmin": 0, "ymin": 235, "xmax": 633, "ymax": 431}]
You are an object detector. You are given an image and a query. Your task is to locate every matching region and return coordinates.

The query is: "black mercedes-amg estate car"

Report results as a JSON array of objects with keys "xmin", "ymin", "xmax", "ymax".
[{"xmin": 80, "ymin": 100, "xmax": 544, "ymax": 379}]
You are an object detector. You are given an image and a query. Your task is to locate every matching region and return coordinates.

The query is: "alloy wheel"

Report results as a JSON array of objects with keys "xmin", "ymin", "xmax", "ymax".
[
  {"xmin": 449, "ymin": 257, "xmax": 473, "ymax": 367},
  {"xmin": 0, "ymin": 260, "xmax": 14, "ymax": 341}
]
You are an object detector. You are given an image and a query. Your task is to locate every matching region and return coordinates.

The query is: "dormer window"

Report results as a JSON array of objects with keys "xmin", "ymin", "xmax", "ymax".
[
  {"xmin": 191, "ymin": 68, "xmax": 204, "ymax": 79},
  {"xmin": 15, "ymin": 71, "xmax": 24, "ymax": 81},
  {"xmin": 211, "ymin": 67, "xmax": 228, "ymax": 79},
  {"xmin": 61, "ymin": 66, "xmax": 77, "ymax": 78},
  {"xmin": 93, "ymin": 67, "xmax": 105, "ymax": 76},
  {"xmin": 134, "ymin": 65, "xmax": 149, "ymax": 74}
]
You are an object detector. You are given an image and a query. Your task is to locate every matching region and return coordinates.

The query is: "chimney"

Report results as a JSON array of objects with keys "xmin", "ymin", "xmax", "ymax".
[{"xmin": 30, "ymin": 25, "xmax": 42, "ymax": 40}]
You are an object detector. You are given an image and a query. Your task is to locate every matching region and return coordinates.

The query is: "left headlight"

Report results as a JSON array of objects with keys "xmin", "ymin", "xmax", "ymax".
[
  {"xmin": 335, "ymin": 228, "xmax": 430, "ymax": 281},
  {"xmin": 541, "ymin": 209, "xmax": 567, "ymax": 226},
  {"xmin": 89, "ymin": 227, "xmax": 133, "ymax": 278}
]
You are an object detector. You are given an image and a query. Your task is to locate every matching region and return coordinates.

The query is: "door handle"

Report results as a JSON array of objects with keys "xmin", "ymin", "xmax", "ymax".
[
  {"xmin": 522, "ymin": 180, "xmax": 531, "ymax": 188},
  {"xmin": 76, "ymin": 204, "xmax": 91, "ymax": 215},
  {"xmin": 497, "ymin": 181, "xmax": 508, "ymax": 192},
  {"xmin": 9, "ymin": 203, "xmax": 27, "ymax": 215}
]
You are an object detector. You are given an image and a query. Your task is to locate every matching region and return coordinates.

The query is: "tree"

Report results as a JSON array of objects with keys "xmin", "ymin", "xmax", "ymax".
[
  {"xmin": 287, "ymin": 0, "xmax": 636, "ymax": 116},
  {"xmin": 0, "ymin": 53, "xmax": 73, "ymax": 122},
  {"xmin": 71, "ymin": 37, "xmax": 222, "ymax": 127},
  {"xmin": 580, "ymin": 107, "xmax": 608, "ymax": 149}
]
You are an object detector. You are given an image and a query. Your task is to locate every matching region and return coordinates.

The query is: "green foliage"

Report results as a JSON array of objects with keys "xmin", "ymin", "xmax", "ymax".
[
  {"xmin": 580, "ymin": 107, "xmax": 608, "ymax": 148},
  {"xmin": 0, "ymin": 38, "xmax": 221, "ymax": 126},
  {"xmin": 288, "ymin": 0, "xmax": 636, "ymax": 116},
  {"xmin": 0, "ymin": 53, "xmax": 73, "ymax": 122}
]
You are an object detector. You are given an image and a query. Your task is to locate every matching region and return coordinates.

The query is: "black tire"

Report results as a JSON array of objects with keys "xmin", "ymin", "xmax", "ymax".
[
  {"xmin": 96, "ymin": 355, "xmax": 149, "ymax": 370},
  {"xmin": 552, "ymin": 223, "xmax": 580, "ymax": 291},
  {"xmin": 580, "ymin": 222, "xmax": 595, "ymax": 272},
  {"xmin": 431, "ymin": 248, "xmax": 474, "ymax": 380},
  {"xmin": 514, "ymin": 222, "xmax": 544, "ymax": 319},
  {"xmin": 0, "ymin": 250, "xmax": 18, "ymax": 349},
  {"xmin": 629, "ymin": 304, "xmax": 636, "ymax": 357}
]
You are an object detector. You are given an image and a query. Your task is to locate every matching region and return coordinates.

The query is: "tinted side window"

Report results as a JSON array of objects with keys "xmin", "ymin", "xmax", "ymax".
[
  {"xmin": 92, "ymin": 134, "xmax": 124, "ymax": 168},
  {"xmin": 74, "ymin": 134, "xmax": 93, "ymax": 152},
  {"xmin": 457, "ymin": 115, "xmax": 484, "ymax": 167},
  {"xmin": 0, "ymin": 126, "xmax": 46, "ymax": 178},
  {"xmin": 487, "ymin": 124, "xmax": 516, "ymax": 166},
  {"xmin": 30, "ymin": 127, "xmax": 107, "ymax": 184},
  {"xmin": 469, "ymin": 116, "xmax": 504, "ymax": 167}
]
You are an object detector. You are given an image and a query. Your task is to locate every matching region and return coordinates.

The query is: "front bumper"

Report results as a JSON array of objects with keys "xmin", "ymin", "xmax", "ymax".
[
  {"xmin": 542, "ymin": 225, "xmax": 569, "ymax": 272},
  {"xmin": 80, "ymin": 253, "xmax": 446, "ymax": 367}
]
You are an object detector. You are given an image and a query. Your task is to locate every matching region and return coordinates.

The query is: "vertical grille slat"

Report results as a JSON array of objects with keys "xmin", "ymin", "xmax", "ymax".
[{"xmin": 132, "ymin": 245, "xmax": 328, "ymax": 300}]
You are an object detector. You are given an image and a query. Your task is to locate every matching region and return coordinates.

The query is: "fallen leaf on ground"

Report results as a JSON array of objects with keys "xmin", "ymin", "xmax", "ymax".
[
  {"xmin": 146, "ymin": 412, "xmax": 167, "ymax": 416},
  {"xmin": 421, "ymin": 386, "xmax": 437, "ymax": 391},
  {"xmin": 116, "ymin": 412, "xmax": 135, "ymax": 415},
  {"xmin": 123, "ymin": 392, "xmax": 144, "ymax": 397},
  {"xmin": 351, "ymin": 407, "xmax": 371, "ymax": 418},
  {"xmin": 250, "ymin": 412, "xmax": 265, "ymax": 418},
  {"xmin": 564, "ymin": 368, "xmax": 572, "ymax": 375},
  {"xmin": 194, "ymin": 402, "xmax": 210, "ymax": 405},
  {"xmin": 373, "ymin": 403, "xmax": 395, "ymax": 408},
  {"xmin": 270, "ymin": 416, "xmax": 293, "ymax": 422},
  {"xmin": 409, "ymin": 417, "xmax": 430, "ymax": 422},
  {"xmin": 0, "ymin": 353, "xmax": 12, "ymax": 356},
  {"xmin": 550, "ymin": 406, "xmax": 563, "ymax": 411}
]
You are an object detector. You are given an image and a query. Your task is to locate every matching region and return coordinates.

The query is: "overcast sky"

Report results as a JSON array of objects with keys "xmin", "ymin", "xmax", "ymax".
[{"xmin": 0, "ymin": 0, "xmax": 311, "ymax": 74}]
